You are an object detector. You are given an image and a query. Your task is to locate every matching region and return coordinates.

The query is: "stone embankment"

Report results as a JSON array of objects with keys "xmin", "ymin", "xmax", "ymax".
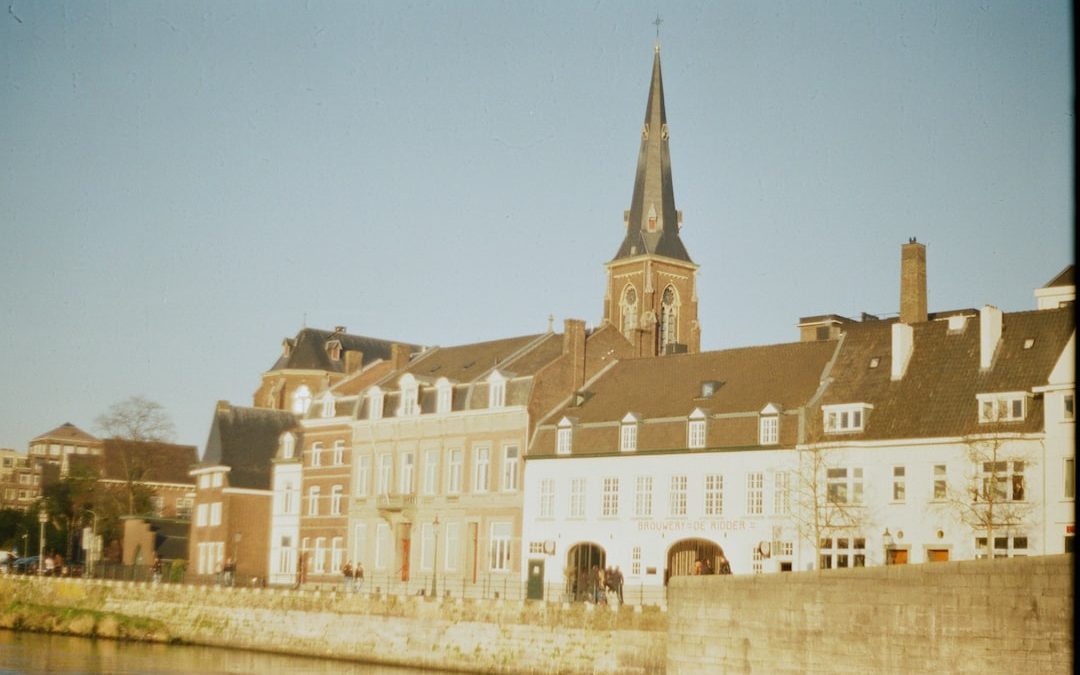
[{"xmin": 0, "ymin": 577, "xmax": 667, "ymax": 674}]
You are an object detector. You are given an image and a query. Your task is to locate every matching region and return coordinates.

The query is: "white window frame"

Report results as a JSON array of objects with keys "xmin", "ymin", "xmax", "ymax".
[
  {"xmin": 310, "ymin": 442, "xmax": 322, "ymax": 468},
  {"xmin": 321, "ymin": 394, "xmax": 335, "ymax": 418},
  {"xmin": 669, "ymin": 475, "xmax": 688, "ymax": 516},
  {"xmin": 539, "ymin": 478, "xmax": 555, "ymax": 518},
  {"xmin": 634, "ymin": 475, "xmax": 653, "ymax": 517},
  {"xmin": 353, "ymin": 523, "xmax": 367, "ymax": 566},
  {"xmin": 447, "ymin": 449, "xmax": 463, "ymax": 495},
  {"xmin": 375, "ymin": 523, "xmax": 390, "ymax": 570},
  {"xmin": 488, "ymin": 371, "xmax": 507, "ymax": 410},
  {"xmin": 420, "ymin": 523, "xmax": 435, "ymax": 571},
  {"xmin": 423, "ymin": 449, "xmax": 439, "ymax": 495},
  {"xmin": 307, "ymin": 486, "xmax": 320, "ymax": 516},
  {"xmin": 313, "ymin": 537, "xmax": 326, "ymax": 573},
  {"xmin": 376, "ymin": 453, "xmax": 392, "ymax": 495},
  {"xmin": 332, "ymin": 440, "xmax": 345, "ymax": 466},
  {"xmin": 209, "ymin": 502, "xmax": 222, "ymax": 526},
  {"xmin": 569, "ymin": 478, "xmax": 586, "ymax": 518},
  {"xmin": 759, "ymin": 416, "xmax": 779, "ymax": 445},
  {"xmin": 436, "ymin": 379, "xmax": 452, "ymax": 414},
  {"xmin": 892, "ymin": 466, "xmax": 906, "ymax": 502},
  {"xmin": 367, "ymin": 388, "xmax": 384, "ymax": 421},
  {"xmin": 826, "ymin": 467, "xmax": 864, "ymax": 505},
  {"xmin": 488, "ymin": 522, "xmax": 512, "ymax": 572},
  {"xmin": 823, "ymin": 403, "xmax": 871, "ymax": 433},
  {"xmin": 979, "ymin": 461, "xmax": 1026, "ymax": 502},
  {"xmin": 704, "ymin": 474, "xmax": 723, "ymax": 516},
  {"xmin": 501, "ymin": 445, "xmax": 519, "ymax": 492},
  {"xmin": 1064, "ymin": 393, "xmax": 1075, "ymax": 422},
  {"xmin": 933, "ymin": 464, "xmax": 947, "ymax": 501},
  {"xmin": 819, "ymin": 536, "xmax": 867, "ymax": 569},
  {"xmin": 601, "ymin": 477, "xmax": 619, "ymax": 517},
  {"xmin": 330, "ymin": 485, "xmax": 343, "ymax": 515},
  {"xmin": 444, "ymin": 522, "xmax": 459, "ymax": 572},
  {"xmin": 746, "ymin": 472, "xmax": 763, "ymax": 515},
  {"xmin": 975, "ymin": 533, "xmax": 1029, "ymax": 559},
  {"xmin": 473, "ymin": 447, "xmax": 490, "ymax": 493},
  {"xmin": 1065, "ymin": 458, "xmax": 1075, "ymax": 500},
  {"xmin": 195, "ymin": 503, "xmax": 208, "ymax": 527},
  {"xmin": 355, "ymin": 455, "xmax": 370, "ymax": 497},
  {"xmin": 331, "ymin": 536, "xmax": 343, "ymax": 572},
  {"xmin": 400, "ymin": 452, "xmax": 415, "ymax": 494},
  {"xmin": 556, "ymin": 419, "xmax": 573, "ymax": 455},
  {"xmin": 688, "ymin": 409, "xmax": 707, "ymax": 449},
  {"xmin": 292, "ymin": 385, "xmax": 312, "ymax": 415},
  {"xmin": 281, "ymin": 433, "xmax": 296, "ymax": 460},
  {"xmin": 976, "ymin": 392, "xmax": 1028, "ymax": 423},
  {"xmin": 773, "ymin": 471, "xmax": 790, "ymax": 515}
]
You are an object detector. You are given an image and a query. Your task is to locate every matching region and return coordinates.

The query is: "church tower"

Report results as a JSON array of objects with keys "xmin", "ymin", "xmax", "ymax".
[{"xmin": 603, "ymin": 47, "xmax": 700, "ymax": 357}]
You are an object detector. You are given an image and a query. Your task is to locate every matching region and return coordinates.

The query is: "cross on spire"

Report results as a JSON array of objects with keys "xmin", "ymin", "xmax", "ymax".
[{"xmin": 653, "ymin": 14, "xmax": 663, "ymax": 50}]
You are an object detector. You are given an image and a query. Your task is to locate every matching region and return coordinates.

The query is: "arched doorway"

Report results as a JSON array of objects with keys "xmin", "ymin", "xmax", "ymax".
[
  {"xmin": 566, "ymin": 542, "xmax": 606, "ymax": 602},
  {"xmin": 665, "ymin": 538, "xmax": 724, "ymax": 583}
]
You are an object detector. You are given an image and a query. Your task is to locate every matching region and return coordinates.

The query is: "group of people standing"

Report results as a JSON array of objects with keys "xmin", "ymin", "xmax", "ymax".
[
  {"xmin": 692, "ymin": 554, "xmax": 732, "ymax": 576},
  {"xmin": 589, "ymin": 565, "xmax": 624, "ymax": 605},
  {"xmin": 340, "ymin": 560, "xmax": 364, "ymax": 591}
]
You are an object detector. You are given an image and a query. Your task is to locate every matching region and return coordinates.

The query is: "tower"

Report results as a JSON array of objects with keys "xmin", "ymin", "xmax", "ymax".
[{"xmin": 603, "ymin": 47, "xmax": 700, "ymax": 356}]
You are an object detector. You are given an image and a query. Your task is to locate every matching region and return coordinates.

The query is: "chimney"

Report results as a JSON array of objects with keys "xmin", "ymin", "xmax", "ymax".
[
  {"xmin": 390, "ymin": 343, "xmax": 411, "ymax": 371},
  {"xmin": 900, "ymin": 239, "xmax": 928, "ymax": 324},
  {"xmin": 216, "ymin": 400, "xmax": 231, "ymax": 413},
  {"xmin": 563, "ymin": 319, "xmax": 587, "ymax": 392},
  {"xmin": 344, "ymin": 350, "xmax": 364, "ymax": 374},
  {"xmin": 979, "ymin": 305, "xmax": 1003, "ymax": 370},
  {"xmin": 890, "ymin": 323, "xmax": 913, "ymax": 380}
]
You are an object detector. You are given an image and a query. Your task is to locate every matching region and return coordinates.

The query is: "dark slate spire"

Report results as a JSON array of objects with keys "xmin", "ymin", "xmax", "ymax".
[{"xmin": 613, "ymin": 47, "xmax": 692, "ymax": 263}]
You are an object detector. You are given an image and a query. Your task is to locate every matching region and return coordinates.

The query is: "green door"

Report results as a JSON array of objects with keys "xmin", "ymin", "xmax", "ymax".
[{"xmin": 526, "ymin": 558, "xmax": 545, "ymax": 600}]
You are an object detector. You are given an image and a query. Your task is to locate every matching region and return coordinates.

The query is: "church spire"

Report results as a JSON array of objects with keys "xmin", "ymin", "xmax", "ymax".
[{"xmin": 612, "ymin": 47, "xmax": 692, "ymax": 264}]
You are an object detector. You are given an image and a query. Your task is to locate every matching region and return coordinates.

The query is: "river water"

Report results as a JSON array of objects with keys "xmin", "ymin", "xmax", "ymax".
[{"xmin": 0, "ymin": 630, "xmax": 436, "ymax": 674}]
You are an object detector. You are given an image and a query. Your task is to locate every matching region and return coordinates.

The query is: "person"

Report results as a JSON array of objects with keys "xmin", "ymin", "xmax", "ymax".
[
  {"xmin": 354, "ymin": 561, "xmax": 364, "ymax": 592},
  {"xmin": 613, "ymin": 565, "xmax": 624, "ymax": 604},
  {"xmin": 596, "ymin": 566, "xmax": 606, "ymax": 604},
  {"xmin": 223, "ymin": 557, "xmax": 236, "ymax": 587},
  {"xmin": 693, "ymin": 560, "xmax": 703, "ymax": 576},
  {"xmin": 215, "ymin": 559, "xmax": 224, "ymax": 586},
  {"xmin": 717, "ymin": 554, "xmax": 732, "ymax": 575},
  {"xmin": 342, "ymin": 560, "xmax": 353, "ymax": 591},
  {"xmin": 295, "ymin": 553, "xmax": 308, "ymax": 589},
  {"xmin": 702, "ymin": 559, "xmax": 714, "ymax": 575},
  {"xmin": 151, "ymin": 555, "xmax": 163, "ymax": 583},
  {"xmin": 43, "ymin": 552, "xmax": 55, "ymax": 576},
  {"xmin": 53, "ymin": 553, "xmax": 64, "ymax": 577}
]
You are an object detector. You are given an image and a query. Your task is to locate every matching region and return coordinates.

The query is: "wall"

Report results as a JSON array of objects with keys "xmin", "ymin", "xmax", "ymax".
[
  {"xmin": 0, "ymin": 577, "xmax": 666, "ymax": 674},
  {"xmin": 667, "ymin": 554, "xmax": 1073, "ymax": 674}
]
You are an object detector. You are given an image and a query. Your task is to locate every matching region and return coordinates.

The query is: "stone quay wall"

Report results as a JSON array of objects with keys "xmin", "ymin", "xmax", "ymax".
[
  {"xmin": 667, "ymin": 554, "xmax": 1073, "ymax": 674},
  {"xmin": 0, "ymin": 577, "xmax": 666, "ymax": 674}
]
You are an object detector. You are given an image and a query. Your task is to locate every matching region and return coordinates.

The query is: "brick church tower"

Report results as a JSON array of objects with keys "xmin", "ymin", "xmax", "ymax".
[{"xmin": 603, "ymin": 46, "xmax": 700, "ymax": 357}]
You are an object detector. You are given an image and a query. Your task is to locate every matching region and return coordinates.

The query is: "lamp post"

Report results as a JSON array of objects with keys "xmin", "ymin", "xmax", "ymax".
[
  {"xmin": 21, "ymin": 532, "xmax": 28, "ymax": 558},
  {"xmin": 85, "ymin": 509, "xmax": 99, "ymax": 578},
  {"xmin": 431, "ymin": 515, "xmax": 440, "ymax": 598},
  {"xmin": 38, "ymin": 509, "xmax": 48, "ymax": 574},
  {"xmin": 882, "ymin": 528, "xmax": 894, "ymax": 565}
]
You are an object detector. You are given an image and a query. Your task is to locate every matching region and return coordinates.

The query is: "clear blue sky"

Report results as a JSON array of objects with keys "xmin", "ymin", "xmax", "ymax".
[{"xmin": 1, "ymin": 1, "xmax": 1072, "ymax": 453}]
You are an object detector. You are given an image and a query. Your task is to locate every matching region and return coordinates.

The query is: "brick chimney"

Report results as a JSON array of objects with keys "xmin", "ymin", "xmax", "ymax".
[
  {"xmin": 344, "ymin": 350, "xmax": 364, "ymax": 374},
  {"xmin": 390, "ymin": 343, "xmax": 411, "ymax": 371},
  {"xmin": 563, "ymin": 319, "xmax": 587, "ymax": 392},
  {"xmin": 979, "ymin": 305, "xmax": 1003, "ymax": 370},
  {"xmin": 900, "ymin": 239, "xmax": 928, "ymax": 324}
]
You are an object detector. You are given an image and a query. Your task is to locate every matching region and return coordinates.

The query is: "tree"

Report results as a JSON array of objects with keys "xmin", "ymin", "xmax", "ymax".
[
  {"xmin": 939, "ymin": 430, "xmax": 1035, "ymax": 560},
  {"xmin": 42, "ymin": 467, "xmax": 98, "ymax": 560},
  {"xmin": 788, "ymin": 445, "xmax": 872, "ymax": 569},
  {"xmin": 95, "ymin": 395, "xmax": 176, "ymax": 514}
]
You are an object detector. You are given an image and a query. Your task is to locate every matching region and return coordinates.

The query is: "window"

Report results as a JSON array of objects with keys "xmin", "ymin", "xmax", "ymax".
[
  {"xmin": 819, "ymin": 537, "xmax": 866, "ymax": 569},
  {"xmin": 281, "ymin": 434, "xmax": 295, "ymax": 459},
  {"xmin": 975, "ymin": 534, "xmax": 1028, "ymax": 559},
  {"xmin": 704, "ymin": 474, "xmax": 723, "ymax": 516},
  {"xmin": 621, "ymin": 286, "xmax": 638, "ymax": 339},
  {"xmin": 620, "ymin": 421, "xmax": 638, "ymax": 452},
  {"xmin": 489, "ymin": 522, "xmax": 512, "ymax": 572},
  {"xmin": 313, "ymin": 537, "xmax": 326, "ymax": 573},
  {"xmin": 148, "ymin": 496, "xmax": 164, "ymax": 516},
  {"xmin": 436, "ymin": 380, "xmax": 452, "ymax": 414},
  {"xmin": 355, "ymin": 455, "xmax": 370, "ymax": 497},
  {"xmin": 307, "ymin": 487, "xmax": 320, "ymax": 516},
  {"xmin": 292, "ymin": 385, "xmax": 312, "ymax": 414},
  {"xmin": 631, "ymin": 546, "xmax": 642, "ymax": 576},
  {"xmin": 892, "ymin": 466, "xmax": 906, "ymax": 502},
  {"xmin": 1065, "ymin": 458, "xmax": 1075, "ymax": 500},
  {"xmin": 759, "ymin": 416, "xmax": 779, "ymax": 445},
  {"xmin": 375, "ymin": 523, "xmax": 390, "ymax": 570},
  {"xmin": 752, "ymin": 547, "xmax": 764, "ymax": 575},
  {"xmin": 330, "ymin": 485, "xmax": 343, "ymax": 515},
  {"xmin": 175, "ymin": 496, "xmax": 194, "ymax": 518},
  {"xmin": 773, "ymin": 472, "xmax": 789, "ymax": 515},
  {"xmin": 377, "ymin": 454, "xmax": 392, "ymax": 495},
  {"xmin": 688, "ymin": 419, "xmax": 706, "ymax": 449},
  {"xmin": 826, "ymin": 467, "xmax": 863, "ymax": 504},
  {"xmin": 1065, "ymin": 393, "xmax": 1075, "ymax": 421},
  {"xmin": 933, "ymin": 465, "xmax": 947, "ymax": 500},
  {"xmin": 277, "ymin": 536, "xmax": 295, "ymax": 575},
  {"xmin": 447, "ymin": 449, "xmax": 463, "ymax": 495},
  {"xmin": 488, "ymin": 374, "xmax": 507, "ymax": 409},
  {"xmin": 353, "ymin": 524, "xmax": 366, "ymax": 566},
  {"xmin": 473, "ymin": 447, "xmax": 490, "ymax": 493},
  {"xmin": 746, "ymin": 473, "xmax": 763, "ymax": 515},
  {"xmin": 823, "ymin": 404, "xmax": 870, "ymax": 432},
  {"xmin": 979, "ymin": 461, "xmax": 1025, "ymax": 502},
  {"xmin": 634, "ymin": 476, "xmax": 653, "ymax": 517},
  {"xmin": 502, "ymin": 445, "xmax": 519, "ymax": 492},
  {"xmin": 444, "ymin": 522, "xmax": 459, "ymax": 572},
  {"xmin": 660, "ymin": 286, "xmax": 678, "ymax": 348},
  {"xmin": 332, "ymin": 440, "xmax": 345, "ymax": 466},
  {"xmin": 321, "ymin": 395, "xmax": 335, "ymax": 418},
  {"xmin": 556, "ymin": 421, "xmax": 572, "ymax": 455},
  {"xmin": 423, "ymin": 450, "xmax": 439, "ymax": 495},
  {"xmin": 669, "ymin": 475, "xmax": 688, "ymax": 516},
  {"xmin": 976, "ymin": 393, "xmax": 1027, "ymax": 423},
  {"xmin": 420, "ymin": 523, "xmax": 434, "ymax": 570},
  {"xmin": 602, "ymin": 477, "xmax": 619, "ymax": 517},
  {"xmin": 282, "ymin": 484, "xmax": 295, "ymax": 514},
  {"xmin": 368, "ymin": 388, "xmax": 384, "ymax": 421},
  {"xmin": 310, "ymin": 443, "xmax": 322, "ymax": 468},
  {"xmin": 331, "ymin": 537, "xmax": 343, "ymax": 572},
  {"xmin": 570, "ymin": 478, "xmax": 586, "ymax": 518},
  {"xmin": 401, "ymin": 380, "xmax": 419, "ymax": 416},
  {"xmin": 400, "ymin": 452, "xmax": 415, "ymax": 494},
  {"xmin": 195, "ymin": 503, "xmax": 208, "ymax": 527},
  {"xmin": 211, "ymin": 472, "xmax": 223, "ymax": 488},
  {"xmin": 539, "ymin": 478, "xmax": 555, "ymax": 518},
  {"xmin": 199, "ymin": 475, "xmax": 210, "ymax": 489},
  {"xmin": 209, "ymin": 502, "xmax": 222, "ymax": 526}
]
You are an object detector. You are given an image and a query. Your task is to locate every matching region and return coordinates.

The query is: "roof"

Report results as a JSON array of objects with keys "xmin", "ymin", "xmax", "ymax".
[
  {"xmin": 399, "ymin": 333, "xmax": 554, "ymax": 383},
  {"xmin": 200, "ymin": 403, "xmax": 298, "ymax": 490},
  {"xmin": 816, "ymin": 307, "xmax": 1075, "ymax": 440},
  {"xmin": 1044, "ymin": 264, "xmax": 1074, "ymax": 288},
  {"xmin": 100, "ymin": 439, "xmax": 198, "ymax": 484},
  {"xmin": 268, "ymin": 327, "xmax": 420, "ymax": 373},
  {"xmin": 612, "ymin": 48, "xmax": 693, "ymax": 264},
  {"xmin": 31, "ymin": 423, "xmax": 100, "ymax": 445}
]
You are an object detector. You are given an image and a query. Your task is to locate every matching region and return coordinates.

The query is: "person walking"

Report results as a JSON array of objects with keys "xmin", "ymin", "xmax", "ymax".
[
  {"xmin": 354, "ymin": 561, "xmax": 364, "ymax": 592},
  {"xmin": 613, "ymin": 565, "xmax": 624, "ymax": 604},
  {"xmin": 342, "ymin": 560, "xmax": 354, "ymax": 592}
]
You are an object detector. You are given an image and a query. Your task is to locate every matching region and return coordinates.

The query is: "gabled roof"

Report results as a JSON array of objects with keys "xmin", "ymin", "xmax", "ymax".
[
  {"xmin": 100, "ymin": 439, "xmax": 198, "ymax": 485},
  {"xmin": 199, "ymin": 403, "xmax": 298, "ymax": 490},
  {"xmin": 398, "ymin": 333, "xmax": 554, "ymax": 383},
  {"xmin": 269, "ymin": 327, "xmax": 420, "ymax": 374},
  {"xmin": 1044, "ymin": 264, "xmax": 1074, "ymax": 288},
  {"xmin": 31, "ymin": 422, "xmax": 100, "ymax": 445},
  {"xmin": 612, "ymin": 48, "xmax": 692, "ymax": 264},
  {"xmin": 817, "ymin": 307, "xmax": 1074, "ymax": 440}
]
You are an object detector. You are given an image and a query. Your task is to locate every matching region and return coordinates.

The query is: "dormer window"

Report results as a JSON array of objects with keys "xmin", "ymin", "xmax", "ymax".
[
  {"xmin": 399, "ymin": 375, "xmax": 419, "ymax": 417},
  {"xmin": 620, "ymin": 413, "xmax": 639, "ymax": 453},
  {"xmin": 556, "ymin": 418, "xmax": 573, "ymax": 455},
  {"xmin": 823, "ymin": 403, "xmax": 872, "ymax": 433},
  {"xmin": 367, "ymin": 387, "xmax": 384, "ymax": 421},
  {"xmin": 281, "ymin": 433, "xmax": 296, "ymax": 460},
  {"xmin": 436, "ymin": 378, "xmax": 452, "ymax": 414},
  {"xmin": 759, "ymin": 403, "xmax": 781, "ymax": 445},
  {"xmin": 700, "ymin": 380, "xmax": 722, "ymax": 398},
  {"xmin": 488, "ymin": 371, "xmax": 507, "ymax": 409},
  {"xmin": 292, "ymin": 385, "xmax": 312, "ymax": 415},
  {"xmin": 326, "ymin": 340, "xmax": 342, "ymax": 361},
  {"xmin": 977, "ymin": 392, "xmax": 1028, "ymax": 423},
  {"xmin": 687, "ymin": 408, "xmax": 707, "ymax": 449},
  {"xmin": 320, "ymin": 394, "xmax": 335, "ymax": 418}
]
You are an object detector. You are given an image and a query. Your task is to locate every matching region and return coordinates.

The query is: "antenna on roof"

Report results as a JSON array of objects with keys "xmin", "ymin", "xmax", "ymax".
[{"xmin": 302, "ymin": 312, "xmax": 307, "ymax": 328}]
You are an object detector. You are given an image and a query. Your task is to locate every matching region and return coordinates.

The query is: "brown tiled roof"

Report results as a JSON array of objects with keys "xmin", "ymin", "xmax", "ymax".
[
  {"xmin": 31, "ymin": 423, "xmax": 100, "ymax": 444},
  {"xmin": 269, "ymin": 328, "xmax": 420, "ymax": 374},
  {"xmin": 401, "ymin": 334, "xmax": 548, "ymax": 383},
  {"xmin": 101, "ymin": 439, "xmax": 198, "ymax": 485},
  {"xmin": 200, "ymin": 404, "xmax": 299, "ymax": 490},
  {"xmin": 815, "ymin": 307, "xmax": 1074, "ymax": 441}
]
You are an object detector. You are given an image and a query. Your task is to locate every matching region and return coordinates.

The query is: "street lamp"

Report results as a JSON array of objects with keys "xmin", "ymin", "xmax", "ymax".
[
  {"xmin": 882, "ymin": 528, "xmax": 894, "ymax": 565},
  {"xmin": 431, "ymin": 515, "xmax": 440, "ymax": 598},
  {"xmin": 84, "ymin": 509, "xmax": 99, "ymax": 578},
  {"xmin": 38, "ymin": 509, "xmax": 48, "ymax": 574}
]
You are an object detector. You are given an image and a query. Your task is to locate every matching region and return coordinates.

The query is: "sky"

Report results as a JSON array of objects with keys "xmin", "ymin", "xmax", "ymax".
[{"xmin": 1, "ymin": 1, "xmax": 1073, "ymax": 455}]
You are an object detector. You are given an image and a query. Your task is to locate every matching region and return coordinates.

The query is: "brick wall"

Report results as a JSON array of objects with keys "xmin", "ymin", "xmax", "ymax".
[
  {"xmin": 0, "ymin": 577, "xmax": 666, "ymax": 674},
  {"xmin": 667, "ymin": 554, "xmax": 1073, "ymax": 674}
]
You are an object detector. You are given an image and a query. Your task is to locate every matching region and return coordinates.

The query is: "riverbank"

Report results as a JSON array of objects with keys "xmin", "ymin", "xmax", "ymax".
[{"xmin": 0, "ymin": 576, "xmax": 667, "ymax": 674}]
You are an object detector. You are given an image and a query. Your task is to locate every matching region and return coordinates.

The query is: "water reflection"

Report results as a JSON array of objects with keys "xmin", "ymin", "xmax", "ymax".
[{"xmin": 0, "ymin": 630, "xmax": 435, "ymax": 674}]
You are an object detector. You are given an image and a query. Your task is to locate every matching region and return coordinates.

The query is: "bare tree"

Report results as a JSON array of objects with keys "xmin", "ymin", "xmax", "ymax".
[
  {"xmin": 940, "ymin": 430, "xmax": 1035, "ymax": 560},
  {"xmin": 788, "ymin": 445, "xmax": 872, "ymax": 569},
  {"xmin": 95, "ymin": 396, "xmax": 176, "ymax": 514}
]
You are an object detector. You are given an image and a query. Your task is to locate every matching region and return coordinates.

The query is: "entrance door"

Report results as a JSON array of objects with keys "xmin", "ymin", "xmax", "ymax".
[
  {"xmin": 887, "ymin": 549, "xmax": 909, "ymax": 565},
  {"xmin": 566, "ymin": 543, "xmax": 606, "ymax": 601},
  {"xmin": 666, "ymin": 538, "xmax": 724, "ymax": 582},
  {"xmin": 526, "ymin": 559, "xmax": 545, "ymax": 600},
  {"xmin": 401, "ymin": 536, "xmax": 411, "ymax": 581},
  {"xmin": 927, "ymin": 549, "xmax": 949, "ymax": 562}
]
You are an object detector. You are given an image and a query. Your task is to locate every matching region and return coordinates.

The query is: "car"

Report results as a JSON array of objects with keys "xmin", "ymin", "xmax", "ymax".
[{"xmin": 11, "ymin": 555, "xmax": 39, "ymax": 574}]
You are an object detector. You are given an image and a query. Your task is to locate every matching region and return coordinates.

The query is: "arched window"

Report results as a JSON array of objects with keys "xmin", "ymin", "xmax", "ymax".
[
  {"xmin": 321, "ymin": 394, "xmax": 335, "ymax": 418},
  {"xmin": 292, "ymin": 385, "xmax": 312, "ymax": 414},
  {"xmin": 620, "ymin": 286, "xmax": 638, "ymax": 339},
  {"xmin": 660, "ymin": 286, "xmax": 679, "ymax": 349},
  {"xmin": 281, "ymin": 433, "xmax": 296, "ymax": 460}
]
